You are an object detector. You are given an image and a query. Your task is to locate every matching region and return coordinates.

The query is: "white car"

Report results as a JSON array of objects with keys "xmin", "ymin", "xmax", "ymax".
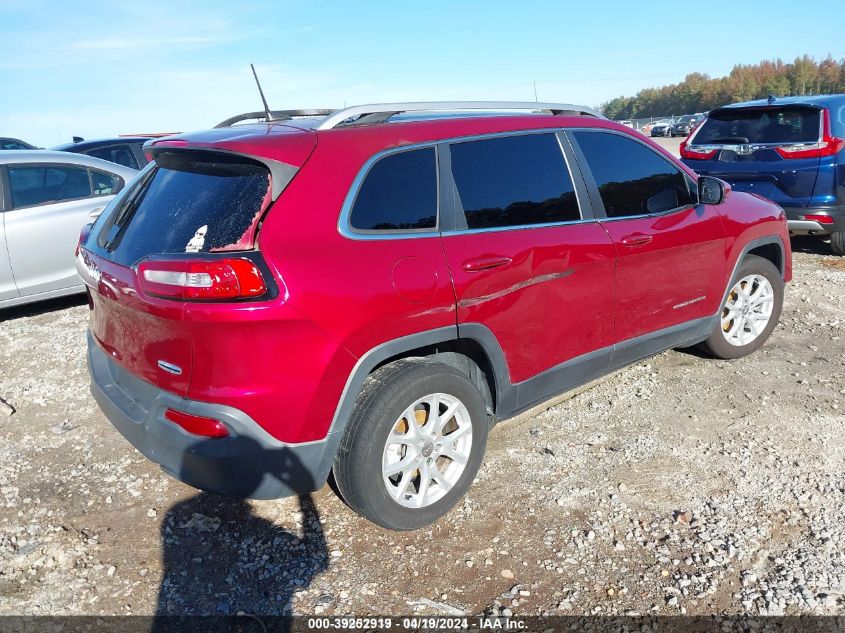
[{"xmin": 0, "ymin": 151, "xmax": 137, "ymax": 308}]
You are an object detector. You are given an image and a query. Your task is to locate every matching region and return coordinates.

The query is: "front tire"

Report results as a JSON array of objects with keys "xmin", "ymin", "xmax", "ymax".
[
  {"xmin": 333, "ymin": 360, "xmax": 489, "ymax": 530},
  {"xmin": 701, "ymin": 255, "xmax": 784, "ymax": 359}
]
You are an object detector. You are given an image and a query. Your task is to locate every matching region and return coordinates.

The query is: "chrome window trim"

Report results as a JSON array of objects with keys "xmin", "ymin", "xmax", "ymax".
[
  {"xmin": 338, "ymin": 127, "xmax": 593, "ymax": 241},
  {"xmin": 567, "ymin": 127, "xmax": 698, "ymax": 221},
  {"xmin": 444, "ymin": 217, "xmax": 596, "ymax": 237},
  {"xmin": 338, "ymin": 142, "xmax": 441, "ymax": 241}
]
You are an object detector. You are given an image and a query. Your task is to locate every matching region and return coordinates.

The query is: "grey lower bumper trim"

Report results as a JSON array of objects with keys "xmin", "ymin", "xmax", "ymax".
[
  {"xmin": 788, "ymin": 220, "xmax": 830, "ymax": 233},
  {"xmin": 87, "ymin": 331, "xmax": 336, "ymax": 499}
]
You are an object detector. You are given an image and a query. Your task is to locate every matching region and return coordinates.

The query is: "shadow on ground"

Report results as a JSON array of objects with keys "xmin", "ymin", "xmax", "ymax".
[
  {"xmin": 0, "ymin": 293, "xmax": 87, "ymax": 322},
  {"xmin": 152, "ymin": 440, "xmax": 329, "ymax": 632},
  {"xmin": 789, "ymin": 235, "xmax": 836, "ymax": 256}
]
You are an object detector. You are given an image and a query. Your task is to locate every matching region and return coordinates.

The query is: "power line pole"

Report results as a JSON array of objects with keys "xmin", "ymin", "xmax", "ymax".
[{"xmin": 533, "ymin": 81, "xmax": 538, "ymax": 102}]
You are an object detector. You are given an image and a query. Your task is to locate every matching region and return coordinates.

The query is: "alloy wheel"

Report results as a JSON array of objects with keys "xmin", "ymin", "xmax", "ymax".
[
  {"xmin": 721, "ymin": 274, "xmax": 775, "ymax": 346},
  {"xmin": 382, "ymin": 393, "xmax": 473, "ymax": 508}
]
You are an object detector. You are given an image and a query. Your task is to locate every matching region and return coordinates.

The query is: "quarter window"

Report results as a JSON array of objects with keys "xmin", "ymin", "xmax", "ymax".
[
  {"xmin": 449, "ymin": 133, "xmax": 580, "ymax": 230},
  {"xmin": 8, "ymin": 165, "xmax": 93, "ymax": 208},
  {"xmin": 573, "ymin": 131, "xmax": 693, "ymax": 218},
  {"xmin": 350, "ymin": 147, "xmax": 437, "ymax": 231},
  {"xmin": 92, "ymin": 170, "xmax": 122, "ymax": 196}
]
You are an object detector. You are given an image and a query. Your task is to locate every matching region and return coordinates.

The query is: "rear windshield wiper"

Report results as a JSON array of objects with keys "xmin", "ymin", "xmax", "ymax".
[{"xmin": 100, "ymin": 168, "xmax": 157, "ymax": 251}]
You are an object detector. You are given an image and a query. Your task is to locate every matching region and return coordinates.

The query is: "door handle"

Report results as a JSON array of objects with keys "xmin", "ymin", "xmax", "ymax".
[
  {"xmin": 88, "ymin": 206, "xmax": 105, "ymax": 218},
  {"xmin": 462, "ymin": 256, "xmax": 512, "ymax": 272},
  {"xmin": 619, "ymin": 233, "xmax": 653, "ymax": 247}
]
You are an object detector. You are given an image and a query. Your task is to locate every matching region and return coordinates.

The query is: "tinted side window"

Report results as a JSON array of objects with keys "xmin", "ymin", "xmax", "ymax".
[
  {"xmin": 573, "ymin": 132, "xmax": 693, "ymax": 218},
  {"xmin": 450, "ymin": 133, "xmax": 579, "ymax": 229},
  {"xmin": 8, "ymin": 165, "xmax": 92, "ymax": 208},
  {"xmin": 350, "ymin": 147, "xmax": 437, "ymax": 231},
  {"xmin": 88, "ymin": 145, "xmax": 140, "ymax": 169}
]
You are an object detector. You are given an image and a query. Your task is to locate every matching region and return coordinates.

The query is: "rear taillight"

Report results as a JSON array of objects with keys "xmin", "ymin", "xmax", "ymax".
[
  {"xmin": 76, "ymin": 223, "xmax": 93, "ymax": 257},
  {"xmin": 776, "ymin": 109, "xmax": 845, "ymax": 159},
  {"xmin": 137, "ymin": 257, "xmax": 267, "ymax": 301},
  {"xmin": 804, "ymin": 214, "xmax": 835, "ymax": 225},
  {"xmin": 679, "ymin": 139, "xmax": 717, "ymax": 160},
  {"xmin": 164, "ymin": 409, "xmax": 229, "ymax": 438}
]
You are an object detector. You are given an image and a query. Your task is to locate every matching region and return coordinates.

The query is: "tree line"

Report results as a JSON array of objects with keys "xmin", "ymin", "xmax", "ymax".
[{"xmin": 601, "ymin": 56, "xmax": 845, "ymax": 120}]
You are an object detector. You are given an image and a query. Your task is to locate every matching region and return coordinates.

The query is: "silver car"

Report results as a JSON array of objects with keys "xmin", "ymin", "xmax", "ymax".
[{"xmin": 0, "ymin": 151, "xmax": 137, "ymax": 308}]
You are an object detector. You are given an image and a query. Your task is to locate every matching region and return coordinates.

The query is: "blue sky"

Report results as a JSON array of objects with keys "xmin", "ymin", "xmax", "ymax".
[{"xmin": 2, "ymin": 0, "xmax": 843, "ymax": 147}]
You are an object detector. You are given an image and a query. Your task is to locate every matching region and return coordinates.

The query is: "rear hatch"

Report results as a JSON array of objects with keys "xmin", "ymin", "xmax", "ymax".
[
  {"xmin": 79, "ymin": 126, "xmax": 315, "ymax": 396},
  {"xmin": 681, "ymin": 105, "xmax": 825, "ymax": 207}
]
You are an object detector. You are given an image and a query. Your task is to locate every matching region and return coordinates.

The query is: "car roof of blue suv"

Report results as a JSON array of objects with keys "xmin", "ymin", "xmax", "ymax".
[{"xmin": 721, "ymin": 93, "xmax": 845, "ymax": 109}]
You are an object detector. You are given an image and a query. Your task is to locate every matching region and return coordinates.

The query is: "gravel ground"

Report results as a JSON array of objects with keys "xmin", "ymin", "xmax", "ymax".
[{"xmin": 0, "ymin": 237, "xmax": 843, "ymax": 618}]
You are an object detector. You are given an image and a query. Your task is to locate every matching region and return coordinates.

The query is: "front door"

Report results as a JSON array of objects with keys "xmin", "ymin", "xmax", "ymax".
[
  {"xmin": 569, "ymin": 130, "xmax": 726, "ymax": 344},
  {"xmin": 439, "ymin": 131, "xmax": 617, "ymax": 395}
]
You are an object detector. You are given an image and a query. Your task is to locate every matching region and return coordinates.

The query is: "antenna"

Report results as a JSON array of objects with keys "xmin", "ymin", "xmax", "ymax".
[{"xmin": 250, "ymin": 63, "xmax": 274, "ymax": 122}]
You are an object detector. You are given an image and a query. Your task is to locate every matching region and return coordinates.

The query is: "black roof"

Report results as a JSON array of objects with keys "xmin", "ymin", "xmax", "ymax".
[{"xmin": 52, "ymin": 137, "xmax": 152, "ymax": 152}]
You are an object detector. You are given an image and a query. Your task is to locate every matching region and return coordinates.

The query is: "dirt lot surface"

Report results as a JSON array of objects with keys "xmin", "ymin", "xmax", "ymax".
[
  {"xmin": 1, "ymin": 237, "xmax": 843, "ymax": 619},
  {"xmin": 651, "ymin": 136, "xmax": 682, "ymax": 157}
]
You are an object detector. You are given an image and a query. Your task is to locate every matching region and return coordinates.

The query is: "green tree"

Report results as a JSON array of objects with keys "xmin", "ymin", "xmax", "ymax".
[{"xmin": 599, "ymin": 55, "xmax": 842, "ymax": 119}]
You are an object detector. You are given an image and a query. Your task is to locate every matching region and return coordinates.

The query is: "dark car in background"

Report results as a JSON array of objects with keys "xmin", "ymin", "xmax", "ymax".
[
  {"xmin": 650, "ymin": 121, "xmax": 673, "ymax": 137},
  {"xmin": 670, "ymin": 114, "xmax": 706, "ymax": 137},
  {"xmin": 681, "ymin": 94, "xmax": 845, "ymax": 254},
  {"xmin": 53, "ymin": 137, "xmax": 153, "ymax": 169},
  {"xmin": 1, "ymin": 137, "xmax": 37, "ymax": 150}
]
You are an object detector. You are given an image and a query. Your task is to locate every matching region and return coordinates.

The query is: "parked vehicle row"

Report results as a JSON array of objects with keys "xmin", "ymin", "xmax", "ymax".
[
  {"xmin": 6, "ymin": 95, "xmax": 840, "ymax": 529},
  {"xmin": 645, "ymin": 113, "xmax": 707, "ymax": 137},
  {"xmin": 75, "ymin": 102, "xmax": 791, "ymax": 530}
]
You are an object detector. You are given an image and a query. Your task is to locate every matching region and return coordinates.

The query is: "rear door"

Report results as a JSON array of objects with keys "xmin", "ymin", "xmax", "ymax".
[
  {"xmin": 569, "ymin": 129, "xmax": 726, "ymax": 343},
  {"xmin": 439, "ymin": 131, "xmax": 617, "ymax": 389},
  {"xmin": 3, "ymin": 163, "xmax": 120, "ymax": 296},
  {"xmin": 683, "ymin": 105, "xmax": 823, "ymax": 207}
]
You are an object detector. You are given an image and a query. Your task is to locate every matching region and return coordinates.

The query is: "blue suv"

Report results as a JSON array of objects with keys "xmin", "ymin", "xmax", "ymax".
[{"xmin": 681, "ymin": 94, "xmax": 845, "ymax": 254}]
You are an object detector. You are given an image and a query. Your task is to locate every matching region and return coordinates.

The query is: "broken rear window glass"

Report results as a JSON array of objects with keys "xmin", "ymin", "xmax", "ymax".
[{"xmin": 98, "ymin": 151, "xmax": 271, "ymax": 266}]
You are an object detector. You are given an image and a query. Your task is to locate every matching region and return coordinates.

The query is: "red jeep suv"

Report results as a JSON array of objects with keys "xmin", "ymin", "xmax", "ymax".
[{"xmin": 78, "ymin": 102, "xmax": 791, "ymax": 530}]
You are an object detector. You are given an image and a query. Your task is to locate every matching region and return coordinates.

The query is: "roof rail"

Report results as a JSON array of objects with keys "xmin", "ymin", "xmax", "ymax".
[
  {"xmin": 315, "ymin": 101, "xmax": 605, "ymax": 130},
  {"xmin": 215, "ymin": 109, "xmax": 335, "ymax": 128}
]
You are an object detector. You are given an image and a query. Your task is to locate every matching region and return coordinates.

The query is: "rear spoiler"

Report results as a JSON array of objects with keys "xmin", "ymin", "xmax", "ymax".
[{"xmin": 144, "ymin": 142, "xmax": 298, "ymax": 200}]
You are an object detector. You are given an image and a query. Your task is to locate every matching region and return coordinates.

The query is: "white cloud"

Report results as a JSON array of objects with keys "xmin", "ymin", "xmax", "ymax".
[{"xmin": 70, "ymin": 35, "xmax": 230, "ymax": 50}]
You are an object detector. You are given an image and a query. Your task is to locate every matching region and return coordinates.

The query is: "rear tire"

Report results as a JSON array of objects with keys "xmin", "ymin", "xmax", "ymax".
[
  {"xmin": 831, "ymin": 231, "xmax": 845, "ymax": 255},
  {"xmin": 333, "ymin": 360, "xmax": 489, "ymax": 530},
  {"xmin": 701, "ymin": 255, "xmax": 783, "ymax": 360}
]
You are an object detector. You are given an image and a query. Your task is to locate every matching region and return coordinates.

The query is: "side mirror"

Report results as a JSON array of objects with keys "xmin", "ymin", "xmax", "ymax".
[{"xmin": 698, "ymin": 176, "xmax": 728, "ymax": 205}]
